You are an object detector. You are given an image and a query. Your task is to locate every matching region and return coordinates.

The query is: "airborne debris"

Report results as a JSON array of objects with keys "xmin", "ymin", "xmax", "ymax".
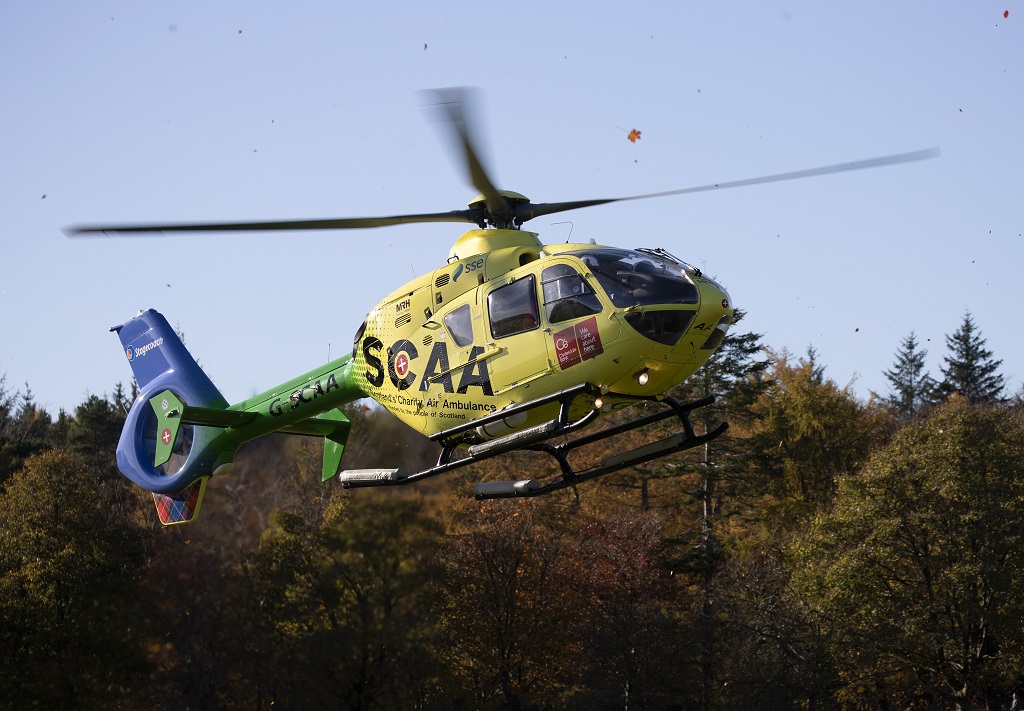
[{"xmin": 627, "ymin": 129, "xmax": 641, "ymax": 143}]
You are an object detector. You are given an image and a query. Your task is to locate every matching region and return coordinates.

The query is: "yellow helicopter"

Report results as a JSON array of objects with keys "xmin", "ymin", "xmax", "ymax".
[{"xmin": 66, "ymin": 89, "xmax": 938, "ymax": 525}]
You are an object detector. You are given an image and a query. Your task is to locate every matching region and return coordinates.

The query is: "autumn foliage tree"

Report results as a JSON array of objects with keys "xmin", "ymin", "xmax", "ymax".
[
  {"xmin": 241, "ymin": 492, "xmax": 445, "ymax": 710},
  {"xmin": 749, "ymin": 348, "xmax": 876, "ymax": 510},
  {"xmin": 438, "ymin": 500, "xmax": 580, "ymax": 709},
  {"xmin": 439, "ymin": 501, "xmax": 687, "ymax": 709},
  {"xmin": 567, "ymin": 512, "xmax": 687, "ymax": 709},
  {"xmin": 0, "ymin": 449, "xmax": 149, "ymax": 709},
  {"xmin": 789, "ymin": 402, "xmax": 1024, "ymax": 709}
]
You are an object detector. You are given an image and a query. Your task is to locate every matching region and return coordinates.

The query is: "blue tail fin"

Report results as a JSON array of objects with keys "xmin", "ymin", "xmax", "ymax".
[
  {"xmin": 113, "ymin": 310, "xmax": 232, "ymax": 520},
  {"xmin": 114, "ymin": 309, "xmax": 227, "ymax": 405}
]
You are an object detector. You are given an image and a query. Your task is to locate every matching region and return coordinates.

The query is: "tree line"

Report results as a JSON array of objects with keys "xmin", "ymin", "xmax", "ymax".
[{"xmin": 1, "ymin": 310, "xmax": 1022, "ymax": 710}]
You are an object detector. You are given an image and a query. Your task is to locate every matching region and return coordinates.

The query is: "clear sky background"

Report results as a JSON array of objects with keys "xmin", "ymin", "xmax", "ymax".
[{"xmin": 2, "ymin": 1, "xmax": 1021, "ymax": 414}]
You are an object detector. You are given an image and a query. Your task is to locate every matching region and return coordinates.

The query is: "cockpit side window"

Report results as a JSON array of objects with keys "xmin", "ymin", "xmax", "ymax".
[
  {"xmin": 541, "ymin": 264, "xmax": 603, "ymax": 324},
  {"xmin": 579, "ymin": 249, "xmax": 699, "ymax": 308},
  {"xmin": 488, "ymin": 275, "xmax": 540, "ymax": 339},
  {"xmin": 443, "ymin": 304, "xmax": 474, "ymax": 348}
]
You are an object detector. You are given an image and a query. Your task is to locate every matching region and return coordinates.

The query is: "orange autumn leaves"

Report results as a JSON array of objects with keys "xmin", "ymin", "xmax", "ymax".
[{"xmin": 627, "ymin": 128, "xmax": 641, "ymax": 143}]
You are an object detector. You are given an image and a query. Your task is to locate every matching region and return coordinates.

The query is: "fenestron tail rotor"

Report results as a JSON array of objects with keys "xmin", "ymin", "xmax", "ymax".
[{"xmin": 64, "ymin": 87, "xmax": 939, "ymax": 238}]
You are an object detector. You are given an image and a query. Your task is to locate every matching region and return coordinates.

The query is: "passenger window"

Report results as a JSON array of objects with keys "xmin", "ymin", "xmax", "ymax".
[
  {"xmin": 443, "ymin": 304, "xmax": 474, "ymax": 348},
  {"xmin": 542, "ymin": 264, "xmax": 603, "ymax": 324},
  {"xmin": 488, "ymin": 276, "xmax": 539, "ymax": 339}
]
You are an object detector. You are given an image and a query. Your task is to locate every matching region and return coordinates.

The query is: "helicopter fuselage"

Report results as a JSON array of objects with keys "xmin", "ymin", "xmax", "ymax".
[{"xmin": 351, "ymin": 229, "xmax": 733, "ymax": 442}]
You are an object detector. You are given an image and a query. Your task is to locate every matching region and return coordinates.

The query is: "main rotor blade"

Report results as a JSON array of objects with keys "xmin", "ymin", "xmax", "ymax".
[
  {"xmin": 516, "ymin": 147, "xmax": 941, "ymax": 224},
  {"xmin": 424, "ymin": 87, "xmax": 510, "ymax": 221},
  {"xmin": 64, "ymin": 210, "xmax": 476, "ymax": 237}
]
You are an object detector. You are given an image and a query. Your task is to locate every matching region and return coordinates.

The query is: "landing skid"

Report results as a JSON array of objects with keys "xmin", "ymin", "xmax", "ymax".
[{"xmin": 337, "ymin": 383, "xmax": 727, "ymax": 499}]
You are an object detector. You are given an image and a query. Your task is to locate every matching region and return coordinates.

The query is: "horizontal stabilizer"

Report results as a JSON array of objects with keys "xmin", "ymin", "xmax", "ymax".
[{"xmin": 179, "ymin": 406, "xmax": 258, "ymax": 428}]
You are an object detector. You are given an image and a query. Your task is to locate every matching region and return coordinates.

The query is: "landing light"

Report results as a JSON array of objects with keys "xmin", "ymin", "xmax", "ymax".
[
  {"xmin": 636, "ymin": 368, "xmax": 650, "ymax": 386},
  {"xmin": 593, "ymin": 397, "xmax": 604, "ymax": 410}
]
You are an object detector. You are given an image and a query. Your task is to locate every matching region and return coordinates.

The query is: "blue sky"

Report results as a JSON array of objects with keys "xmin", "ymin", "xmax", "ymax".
[{"xmin": 2, "ymin": 1, "xmax": 1021, "ymax": 414}]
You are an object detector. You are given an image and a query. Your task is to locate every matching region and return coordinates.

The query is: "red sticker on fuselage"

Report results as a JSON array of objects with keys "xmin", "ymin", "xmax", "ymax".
[
  {"xmin": 395, "ymin": 352, "xmax": 410, "ymax": 378},
  {"xmin": 553, "ymin": 316, "xmax": 603, "ymax": 370},
  {"xmin": 575, "ymin": 316, "xmax": 604, "ymax": 361},
  {"xmin": 553, "ymin": 325, "xmax": 581, "ymax": 369}
]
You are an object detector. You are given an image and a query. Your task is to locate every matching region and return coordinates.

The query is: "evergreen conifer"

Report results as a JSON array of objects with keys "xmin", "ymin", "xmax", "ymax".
[{"xmin": 939, "ymin": 312, "xmax": 1006, "ymax": 403}]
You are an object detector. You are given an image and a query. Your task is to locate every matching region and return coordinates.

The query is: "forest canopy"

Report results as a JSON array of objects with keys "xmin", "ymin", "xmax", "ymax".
[{"xmin": 1, "ymin": 312, "xmax": 1022, "ymax": 711}]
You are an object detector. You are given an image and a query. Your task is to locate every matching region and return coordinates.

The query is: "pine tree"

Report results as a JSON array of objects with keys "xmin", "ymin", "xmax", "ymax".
[
  {"xmin": 13, "ymin": 384, "xmax": 51, "ymax": 449},
  {"xmin": 667, "ymin": 312, "xmax": 771, "ymax": 710},
  {"xmin": 0, "ymin": 375, "xmax": 18, "ymax": 480},
  {"xmin": 883, "ymin": 331, "xmax": 938, "ymax": 418},
  {"xmin": 67, "ymin": 393, "xmax": 125, "ymax": 479},
  {"xmin": 0, "ymin": 381, "xmax": 51, "ymax": 481},
  {"xmin": 939, "ymin": 312, "xmax": 1006, "ymax": 404},
  {"xmin": 801, "ymin": 344, "xmax": 826, "ymax": 385},
  {"xmin": 671, "ymin": 311, "xmax": 772, "ymax": 563}
]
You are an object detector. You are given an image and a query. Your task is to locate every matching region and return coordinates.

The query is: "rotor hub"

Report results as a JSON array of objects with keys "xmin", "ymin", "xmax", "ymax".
[{"xmin": 467, "ymin": 190, "xmax": 531, "ymax": 229}]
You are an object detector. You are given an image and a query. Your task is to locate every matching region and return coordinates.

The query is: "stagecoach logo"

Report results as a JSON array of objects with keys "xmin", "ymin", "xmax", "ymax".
[{"xmin": 126, "ymin": 337, "xmax": 165, "ymax": 361}]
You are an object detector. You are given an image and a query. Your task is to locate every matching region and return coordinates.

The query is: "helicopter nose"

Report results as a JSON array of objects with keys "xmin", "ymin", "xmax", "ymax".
[{"xmin": 697, "ymin": 284, "xmax": 734, "ymax": 351}]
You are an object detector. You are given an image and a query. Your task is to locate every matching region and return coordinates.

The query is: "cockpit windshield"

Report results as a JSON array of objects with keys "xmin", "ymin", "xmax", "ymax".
[{"xmin": 575, "ymin": 249, "xmax": 699, "ymax": 308}]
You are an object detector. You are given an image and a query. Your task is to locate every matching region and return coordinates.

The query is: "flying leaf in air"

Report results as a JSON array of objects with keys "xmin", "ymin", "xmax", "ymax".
[
  {"xmin": 627, "ymin": 129, "xmax": 641, "ymax": 143},
  {"xmin": 1004, "ymin": 10, "xmax": 1009, "ymax": 18}
]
